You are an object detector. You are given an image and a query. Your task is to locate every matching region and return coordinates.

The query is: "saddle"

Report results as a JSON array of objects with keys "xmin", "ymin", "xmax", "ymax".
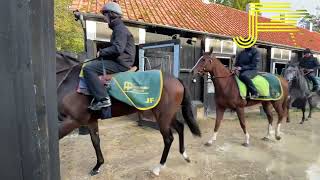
[
  {"xmin": 235, "ymin": 72, "xmax": 283, "ymax": 100},
  {"xmin": 99, "ymin": 66, "xmax": 137, "ymax": 84}
]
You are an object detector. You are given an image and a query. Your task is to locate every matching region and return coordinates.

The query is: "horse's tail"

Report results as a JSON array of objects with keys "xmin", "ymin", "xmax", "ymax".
[{"xmin": 178, "ymin": 79, "xmax": 201, "ymax": 137}]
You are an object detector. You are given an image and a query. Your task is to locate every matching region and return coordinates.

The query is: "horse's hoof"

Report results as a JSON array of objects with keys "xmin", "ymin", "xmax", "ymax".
[
  {"xmin": 286, "ymin": 120, "xmax": 290, "ymax": 123},
  {"xmin": 151, "ymin": 170, "xmax": 160, "ymax": 176},
  {"xmin": 275, "ymin": 136, "xmax": 281, "ymax": 141},
  {"xmin": 300, "ymin": 121, "xmax": 304, "ymax": 125},
  {"xmin": 205, "ymin": 142, "xmax": 213, "ymax": 147},
  {"xmin": 184, "ymin": 157, "xmax": 191, "ymax": 163},
  {"xmin": 242, "ymin": 143, "xmax": 249, "ymax": 147},
  {"xmin": 152, "ymin": 164, "xmax": 165, "ymax": 176},
  {"xmin": 182, "ymin": 151, "xmax": 191, "ymax": 163},
  {"xmin": 90, "ymin": 169, "xmax": 100, "ymax": 176},
  {"xmin": 262, "ymin": 137, "xmax": 271, "ymax": 141}
]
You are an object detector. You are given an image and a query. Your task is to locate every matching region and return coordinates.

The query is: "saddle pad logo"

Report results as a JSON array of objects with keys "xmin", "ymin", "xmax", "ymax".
[{"xmin": 123, "ymin": 81, "xmax": 149, "ymax": 94}]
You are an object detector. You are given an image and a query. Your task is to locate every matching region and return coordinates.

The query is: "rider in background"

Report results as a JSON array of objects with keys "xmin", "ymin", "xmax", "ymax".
[
  {"xmin": 234, "ymin": 46, "xmax": 261, "ymax": 98},
  {"xmin": 83, "ymin": 2, "xmax": 135, "ymax": 110},
  {"xmin": 299, "ymin": 48, "xmax": 320, "ymax": 92}
]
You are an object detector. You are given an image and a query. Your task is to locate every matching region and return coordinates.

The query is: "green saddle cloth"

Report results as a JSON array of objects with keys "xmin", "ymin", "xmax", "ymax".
[
  {"xmin": 108, "ymin": 70, "xmax": 163, "ymax": 110},
  {"xmin": 235, "ymin": 73, "xmax": 283, "ymax": 100},
  {"xmin": 306, "ymin": 77, "xmax": 320, "ymax": 90}
]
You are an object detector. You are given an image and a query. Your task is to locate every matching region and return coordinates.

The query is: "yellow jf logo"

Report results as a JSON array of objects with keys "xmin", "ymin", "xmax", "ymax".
[
  {"xmin": 123, "ymin": 82, "xmax": 133, "ymax": 91},
  {"xmin": 233, "ymin": 2, "xmax": 309, "ymax": 48},
  {"xmin": 145, "ymin": 98, "xmax": 155, "ymax": 104}
]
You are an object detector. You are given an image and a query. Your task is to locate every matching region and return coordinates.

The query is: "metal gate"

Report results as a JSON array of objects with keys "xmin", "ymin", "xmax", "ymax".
[{"xmin": 139, "ymin": 40, "xmax": 180, "ymax": 77}]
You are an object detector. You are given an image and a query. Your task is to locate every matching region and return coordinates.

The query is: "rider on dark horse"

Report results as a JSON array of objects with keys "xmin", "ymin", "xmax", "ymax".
[
  {"xmin": 83, "ymin": 2, "xmax": 135, "ymax": 111},
  {"xmin": 299, "ymin": 48, "xmax": 320, "ymax": 92},
  {"xmin": 234, "ymin": 46, "xmax": 261, "ymax": 98}
]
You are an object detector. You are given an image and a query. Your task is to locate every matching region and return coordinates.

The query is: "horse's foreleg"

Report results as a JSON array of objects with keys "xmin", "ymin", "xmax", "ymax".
[
  {"xmin": 286, "ymin": 97, "xmax": 291, "ymax": 123},
  {"xmin": 172, "ymin": 119, "xmax": 190, "ymax": 163},
  {"xmin": 300, "ymin": 107, "xmax": 306, "ymax": 124},
  {"xmin": 262, "ymin": 102, "xmax": 274, "ymax": 141},
  {"xmin": 235, "ymin": 107, "xmax": 249, "ymax": 147},
  {"xmin": 88, "ymin": 120, "xmax": 104, "ymax": 176},
  {"xmin": 59, "ymin": 117, "xmax": 81, "ymax": 139},
  {"xmin": 206, "ymin": 106, "xmax": 225, "ymax": 146},
  {"xmin": 307, "ymin": 97, "xmax": 313, "ymax": 119},
  {"xmin": 152, "ymin": 126, "xmax": 174, "ymax": 176}
]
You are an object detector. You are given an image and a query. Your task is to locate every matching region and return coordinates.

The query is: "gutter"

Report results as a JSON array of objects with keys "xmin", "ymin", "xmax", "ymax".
[{"xmin": 74, "ymin": 12, "xmax": 320, "ymax": 54}]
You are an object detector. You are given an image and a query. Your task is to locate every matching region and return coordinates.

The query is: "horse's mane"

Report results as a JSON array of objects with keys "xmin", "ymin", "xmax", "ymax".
[
  {"xmin": 56, "ymin": 53, "xmax": 82, "ymax": 100},
  {"xmin": 211, "ymin": 56, "xmax": 232, "ymax": 76}
]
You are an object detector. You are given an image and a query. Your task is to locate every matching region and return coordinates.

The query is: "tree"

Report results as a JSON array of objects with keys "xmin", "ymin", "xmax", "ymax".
[
  {"xmin": 54, "ymin": 0, "xmax": 84, "ymax": 52},
  {"xmin": 210, "ymin": 0, "xmax": 260, "ymax": 11},
  {"xmin": 299, "ymin": 14, "xmax": 320, "ymax": 32}
]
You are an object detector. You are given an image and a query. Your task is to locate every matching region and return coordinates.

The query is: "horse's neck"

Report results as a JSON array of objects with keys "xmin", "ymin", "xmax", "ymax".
[
  {"xmin": 211, "ymin": 60, "xmax": 231, "ymax": 77},
  {"xmin": 209, "ymin": 61, "xmax": 235, "ymax": 95},
  {"xmin": 297, "ymin": 71, "xmax": 308, "ymax": 88}
]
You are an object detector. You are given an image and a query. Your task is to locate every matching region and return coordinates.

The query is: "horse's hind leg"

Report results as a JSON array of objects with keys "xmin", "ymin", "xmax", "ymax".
[
  {"xmin": 262, "ymin": 102, "xmax": 274, "ymax": 141},
  {"xmin": 172, "ymin": 119, "xmax": 190, "ymax": 163},
  {"xmin": 272, "ymin": 102, "xmax": 285, "ymax": 140},
  {"xmin": 88, "ymin": 120, "xmax": 104, "ymax": 176},
  {"xmin": 152, "ymin": 123, "xmax": 174, "ymax": 176},
  {"xmin": 59, "ymin": 117, "xmax": 81, "ymax": 139},
  {"xmin": 206, "ymin": 106, "xmax": 225, "ymax": 146},
  {"xmin": 235, "ymin": 107, "xmax": 250, "ymax": 147}
]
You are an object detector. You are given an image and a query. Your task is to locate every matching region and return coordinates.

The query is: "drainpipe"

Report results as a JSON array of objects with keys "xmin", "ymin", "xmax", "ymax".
[{"xmin": 74, "ymin": 10, "xmax": 88, "ymax": 53}]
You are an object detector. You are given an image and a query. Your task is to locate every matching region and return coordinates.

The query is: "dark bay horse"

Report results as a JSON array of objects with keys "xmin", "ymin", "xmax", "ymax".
[
  {"xmin": 57, "ymin": 57, "xmax": 201, "ymax": 176},
  {"xmin": 283, "ymin": 64, "xmax": 320, "ymax": 124},
  {"xmin": 191, "ymin": 49, "xmax": 289, "ymax": 146}
]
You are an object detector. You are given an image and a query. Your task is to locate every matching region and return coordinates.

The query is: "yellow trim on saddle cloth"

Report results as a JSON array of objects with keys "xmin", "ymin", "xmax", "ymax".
[{"xmin": 111, "ymin": 71, "xmax": 163, "ymax": 110}]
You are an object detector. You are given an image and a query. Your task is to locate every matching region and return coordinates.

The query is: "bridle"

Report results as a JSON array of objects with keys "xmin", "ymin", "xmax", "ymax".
[{"xmin": 193, "ymin": 56, "xmax": 235, "ymax": 79}]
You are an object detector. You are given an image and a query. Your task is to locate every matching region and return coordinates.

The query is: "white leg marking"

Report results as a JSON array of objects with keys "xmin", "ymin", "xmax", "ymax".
[
  {"xmin": 207, "ymin": 132, "xmax": 218, "ymax": 145},
  {"xmin": 266, "ymin": 124, "xmax": 274, "ymax": 138},
  {"xmin": 152, "ymin": 164, "xmax": 166, "ymax": 176},
  {"xmin": 245, "ymin": 133, "xmax": 250, "ymax": 144},
  {"xmin": 182, "ymin": 151, "xmax": 188, "ymax": 159}
]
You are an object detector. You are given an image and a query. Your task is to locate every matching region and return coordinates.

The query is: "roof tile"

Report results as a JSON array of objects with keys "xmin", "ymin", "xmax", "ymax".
[{"xmin": 69, "ymin": 0, "xmax": 320, "ymax": 52}]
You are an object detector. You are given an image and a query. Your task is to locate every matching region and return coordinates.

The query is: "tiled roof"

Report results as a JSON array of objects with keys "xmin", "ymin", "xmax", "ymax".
[{"xmin": 70, "ymin": 0, "xmax": 320, "ymax": 52}]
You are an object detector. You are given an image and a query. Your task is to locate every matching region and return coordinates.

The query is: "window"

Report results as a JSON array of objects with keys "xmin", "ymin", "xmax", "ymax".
[
  {"xmin": 88, "ymin": 20, "xmax": 140, "ymax": 44},
  {"xmin": 205, "ymin": 38, "xmax": 221, "ymax": 53},
  {"xmin": 205, "ymin": 38, "xmax": 236, "ymax": 54},
  {"xmin": 271, "ymin": 48, "xmax": 291, "ymax": 61}
]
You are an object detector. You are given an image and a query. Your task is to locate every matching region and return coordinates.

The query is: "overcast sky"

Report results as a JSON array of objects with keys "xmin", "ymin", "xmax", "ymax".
[{"xmin": 261, "ymin": 0, "xmax": 320, "ymax": 17}]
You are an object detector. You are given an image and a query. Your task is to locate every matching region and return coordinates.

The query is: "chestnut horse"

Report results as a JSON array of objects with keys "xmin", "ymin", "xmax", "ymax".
[
  {"xmin": 57, "ymin": 61, "xmax": 201, "ymax": 176},
  {"xmin": 191, "ymin": 49, "xmax": 289, "ymax": 146}
]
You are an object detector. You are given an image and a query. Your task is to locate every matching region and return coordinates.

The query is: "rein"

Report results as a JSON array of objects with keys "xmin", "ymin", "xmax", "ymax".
[{"xmin": 210, "ymin": 71, "xmax": 235, "ymax": 79}]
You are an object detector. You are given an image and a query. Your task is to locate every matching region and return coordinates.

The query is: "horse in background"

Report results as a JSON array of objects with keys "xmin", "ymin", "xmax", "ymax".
[
  {"xmin": 283, "ymin": 63, "xmax": 320, "ymax": 124},
  {"xmin": 191, "ymin": 48, "xmax": 289, "ymax": 146}
]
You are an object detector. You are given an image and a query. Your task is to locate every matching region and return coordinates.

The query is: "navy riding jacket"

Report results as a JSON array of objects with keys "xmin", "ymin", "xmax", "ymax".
[
  {"xmin": 235, "ymin": 48, "xmax": 261, "ymax": 72},
  {"xmin": 299, "ymin": 56, "xmax": 319, "ymax": 70},
  {"xmin": 99, "ymin": 18, "xmax": 135, "ymax": 68}
]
